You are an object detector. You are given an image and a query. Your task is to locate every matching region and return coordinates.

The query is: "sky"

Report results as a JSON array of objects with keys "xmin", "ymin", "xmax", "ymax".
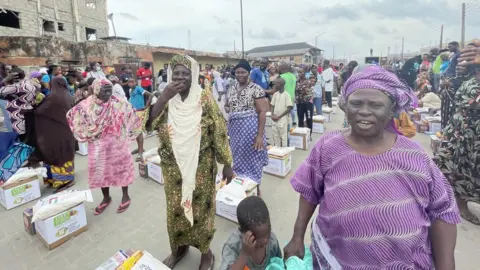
[{"xmin": 107, "ymin": 0, "xmax": 479, "ymax": 61}]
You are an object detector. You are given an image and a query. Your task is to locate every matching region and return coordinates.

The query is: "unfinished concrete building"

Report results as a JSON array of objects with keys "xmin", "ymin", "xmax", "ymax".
[{"xmin": 0, "ymin": 0, "xmax": 109, "ymax": 42}]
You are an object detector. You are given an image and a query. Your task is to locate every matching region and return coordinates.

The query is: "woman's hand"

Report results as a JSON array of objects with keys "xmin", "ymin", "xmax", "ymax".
[
  {"xmin": 222, "ymin": 166, "xmax": 234, "ymax": 184},
  {"xmin": 161, "ymin": 82, "xmax": 184, "ymax": 102},
  {"xmin": 3, "ymin": 72, "xmax": 18, "ymax": 83},
  {"xmin": 253, "ymin": 135, "xmax": 264, "ymax": 151},
  {"xmin": 284, "ymin": 236, "xmax": 305, "ymax": 261}
]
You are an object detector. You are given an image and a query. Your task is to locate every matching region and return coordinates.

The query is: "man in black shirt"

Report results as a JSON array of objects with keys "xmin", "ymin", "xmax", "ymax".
[{"xmin": 119, "ymin": 66, "xmax": 133, "ymax": 99}]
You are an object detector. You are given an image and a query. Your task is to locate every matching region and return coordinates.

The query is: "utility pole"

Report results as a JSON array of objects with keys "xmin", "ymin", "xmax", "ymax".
[
  {"xmin": 401, "ymin": 36, "xmax": 404, "ymax": 61},
  {"xmin": 240, "ymin": 0, "xmax": 245, "ymax": 58},
  {"xmin": 387, "ymin": 46, "xmax": 390, "ymax": 63},
  {"xmin": 188, "ymin": 29, "xmax": 192, "ymax": 50},
  {"xmin": 461, "ymin": 2, "xmax": 466, "ymax": 48},
  {"xmin": 439, "ymin": 24, "xmax": 443, "ymax": 49},
  {"xmin": 332, "ymin": 45, "xmax": 335, "ymax": 63}
]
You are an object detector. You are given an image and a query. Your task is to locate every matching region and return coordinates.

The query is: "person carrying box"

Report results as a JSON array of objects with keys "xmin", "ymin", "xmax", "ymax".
[{"xmin": 270, "ymin": 77, "xmax": 293, "ymax": 147}]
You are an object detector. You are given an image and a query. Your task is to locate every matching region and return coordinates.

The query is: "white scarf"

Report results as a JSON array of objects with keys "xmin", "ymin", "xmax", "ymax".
[{"xmin": 167, "ymin": 56, "xmax": 202, "ymax": 226}]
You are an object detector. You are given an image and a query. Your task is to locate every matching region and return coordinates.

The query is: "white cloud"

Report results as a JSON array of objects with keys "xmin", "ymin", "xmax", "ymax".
[{"xmin": 108, "ymin": 0, "xmax": 479, "ymax": 62}]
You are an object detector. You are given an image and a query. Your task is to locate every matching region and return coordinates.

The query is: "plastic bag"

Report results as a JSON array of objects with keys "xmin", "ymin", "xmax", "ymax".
[
  {"xmin": 4, "ymin": 167, "xmax": 47, "ymax": 185},
  {"xmin": 265, "ymin": 246, "xmax": 313, "ymax": 270},
  {"xmin": 32, "ymin": 189, "xmax": 94, "ymax": 222}
]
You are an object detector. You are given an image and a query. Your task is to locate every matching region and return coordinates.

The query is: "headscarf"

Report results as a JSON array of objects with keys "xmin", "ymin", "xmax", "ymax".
[
  {"xmin": 233, "ymin": 59, "xmax": 252, "ymax": 72},
  {"xmin": 167, "ymin": 55, "xmax": 203, "ymax": 226},
  {"xmin": 35, "ymin": 77, "xmax": 73, "ymax": 121},
  {"xmin": 66, "ymin": 78, "xmax": 141, "ymax": 142},
  {"xmin": 29, "ymin": 72, "xmax": 41, "ymax": 79},
  {"xmin": 343, "ymin": 65, "xmax": 418, "ymax": 134}
]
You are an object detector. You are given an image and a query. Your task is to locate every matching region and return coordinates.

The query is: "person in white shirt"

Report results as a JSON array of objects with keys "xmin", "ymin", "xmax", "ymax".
[
  {"xmin": 270, "ymin": 77, "xmax": 293, "ymax": 147},
  {"xmin": 109, "ymin": 76, "xmax": 126, "ymax": 100},
  {"xmin": 157, "ymin": 73, "xmax": 168, "ymax": 94},
  {"xmin": 321, "ymin": 60, "xmax": 334, "ymax": 108}
]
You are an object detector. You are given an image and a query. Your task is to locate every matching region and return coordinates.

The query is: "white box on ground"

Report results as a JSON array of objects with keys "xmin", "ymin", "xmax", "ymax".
[
  {"xmin": 266, "ymin": 112, "xmax": 272, "ymax": 127},
  {"xmin": 312, "ymin": 115, "xmax": 325, "ymax": 134},
  {"xmin": 216, "ymin": 178, "xmax": 258, "ymax": 223},
  {"xmin": 146, "ymin": 157, "xmax": 163, "ymax": 184},
  {"xmin": 0, "ymin": 176, "xmax": 41, "ymax": 210},
  {"xmin": 263, "ymin": 147, "xmax": 293, "ymax": 178},
  {"xmin": 76, "ymin": 142, "xmax": 88, "ymax": 156},
  {"xmin": 289, "ymin": 128, "xmax": 310, "ymax": 150},
  {"xmin": 35, "ymin": 203, "xmax": 88, "ymax": 250},
  {"xmin": 132, "ymin": 251, "xmax": 170, "ymax": 270},
  {"xmin": 425, "ymin": 116, "xmax": 442, "ymax": 134},
  {"xmin": 332, "ymin": 101, "xmax": 338, "ymax": 114},
  {"xmin": 322, "ymin": 108, "xmax": 333, "ymax": 122}
]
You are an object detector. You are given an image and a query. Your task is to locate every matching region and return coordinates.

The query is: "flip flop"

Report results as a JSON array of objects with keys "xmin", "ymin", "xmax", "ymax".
[
  {"xmin": 163, "ymin": 247, "xmax": 190, "ymax": 269},
  {"xmin": 117, "ymin": 199, "xmax": 131, "ymax": 213},
  {"xmin": 135, "ymin": 154, "xmax": 143, "ymax": 162},
  {"xmin": 54, "ymin": 182, "xmax": 75, "ymax": 194},
  {"xmin": 94, "ymin": 199, "xmax": 112, "ymax": 215}
]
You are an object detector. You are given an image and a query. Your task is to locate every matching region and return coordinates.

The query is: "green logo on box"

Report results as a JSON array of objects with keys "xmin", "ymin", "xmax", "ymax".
[
  {"xmin": 53, "ymin": 212, "xmax": 71, "ymax": 227},
  {"xmin": 11, "ymin": 185, "xmax": 27, "ymax": 196}
]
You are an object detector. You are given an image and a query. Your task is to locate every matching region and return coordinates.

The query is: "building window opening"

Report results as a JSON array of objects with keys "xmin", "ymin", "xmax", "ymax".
[
  {"xmin": 58, "ymin": 22, "xmax": 65, "ymax": 31},
  {"xmin": 0, "ymin": 10, "xmax": 20, "ymax": 29},
  {"xmin": 42, "ymin": 20, "xmax": 55, "ymax": 33},
  {"xmin": 86, "ymin": 0, "xmax": 96, "ymax": 9},
  {"xmin": 86, "ymin": 27, "xmax": 97, "ymax": 40}
]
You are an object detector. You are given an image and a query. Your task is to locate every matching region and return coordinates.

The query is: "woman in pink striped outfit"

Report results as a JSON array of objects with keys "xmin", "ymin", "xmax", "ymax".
[{"xmin": 67, "ymin": 78, "xmax": 142, "ymax": 215}]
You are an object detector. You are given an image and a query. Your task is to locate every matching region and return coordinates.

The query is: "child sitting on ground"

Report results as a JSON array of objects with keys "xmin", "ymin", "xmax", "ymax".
[
  {"xmin": 270, "ymin": 77, "xmax": 293, "ymax": 147},
  {"xmin": 220, "ymin": 196, "xmax": 282, "ymax": 270}
]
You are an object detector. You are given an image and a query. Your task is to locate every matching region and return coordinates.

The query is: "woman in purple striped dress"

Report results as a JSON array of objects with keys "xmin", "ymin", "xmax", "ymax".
[{"xmin": 284, "ymin": 65, "xmax": 461, "ymax": 270}]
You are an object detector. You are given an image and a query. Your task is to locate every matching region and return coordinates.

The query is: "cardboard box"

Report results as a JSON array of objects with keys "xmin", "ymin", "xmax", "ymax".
[
  {"xmin": 35, "ymin": 203, "xmax": 88, "ymax": 250},
  {"xmin": 138, "ymin": 162, "xmax": 148, "ymax": 178},
  {"xmin": 312, "ymin": 120, "xmax": 324, "ymax": 134},
  {"xmin": 321, "ymin": 108, "xmax": 333, "ymax": 122},
  {"xmin": 430, "ymin": 135, "xmax": 441, "ymax": 154},
  {"xmin": 23, "ymin": 207, "xmax": 36, "ymax": 235},
  {"xmin": 0, "ymin": 176, "xmax": 41, "ymax": 210},
  {"xmin": 146, "ymin": 160, "xmax": 164, "ymax": 184},
  {"xmin": 332, "ymin": 101, "xmax": 338, "ymax": 114},
  {"xmin": 132, "ymin": 251, "xmax": 170, "ymax": 270},
  {"xmin": 266, "ymin": 112, "xmax": 272, "ymax": 127},
  {"xmin": 216, "ymin": 179, "xmax": 258, "ymax": 223},
  {"xmin": 76, "ymin": 142, "xmax": 88, "ymax": 156},
  {"xmin": 289, "ymin": 132, "xmax": 310, "ymax": 150},
  {"xmin": 263, "ymin": 153, "xmax": 292, "ymax": 178},
  {"xmin": 414, "ymin": 120, "xmax": 429, "ymax": 133},
  {"xmin": 428, "ymin": 121, "xmax": 442, "ymax": 134}
]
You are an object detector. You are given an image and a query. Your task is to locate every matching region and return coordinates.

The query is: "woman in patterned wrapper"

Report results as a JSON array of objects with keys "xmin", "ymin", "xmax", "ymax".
[
  {"xmin": 225, "ymin": 59, "xmax": 269, "ymax": 195},
  {"xmin": 145, "ymin": 54, "xmax": 234, "ymax": 270},
  {"xmin": 284, "ymin": 65, "xmax": 460, "ymax": 269},
  {"xmin": 67, "ymin": 79, "xmax": 142, "ymax": 215}
]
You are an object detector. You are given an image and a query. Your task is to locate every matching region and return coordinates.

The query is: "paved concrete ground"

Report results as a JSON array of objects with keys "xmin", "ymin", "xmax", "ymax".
[{"xmin": 0, "ymin": 110, "xmax": 479, "ymax": 270}]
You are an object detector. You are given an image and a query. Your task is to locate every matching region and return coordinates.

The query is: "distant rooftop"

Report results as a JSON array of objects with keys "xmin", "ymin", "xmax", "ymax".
[{"xmin": 247, "ymin": 42, "xmax": 322, "ymax": 54}]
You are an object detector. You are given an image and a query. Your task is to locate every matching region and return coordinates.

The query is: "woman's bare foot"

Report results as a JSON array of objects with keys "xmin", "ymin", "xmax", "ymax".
[
  {"xmin": 163, "ymin": 246, "xmax": 189, "ymax": 269},
  {"xmin": 199, "ymin": 250, "xmax": 214, "ymax": 270}
]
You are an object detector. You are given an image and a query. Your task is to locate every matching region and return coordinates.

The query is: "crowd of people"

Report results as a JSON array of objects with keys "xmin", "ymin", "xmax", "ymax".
[{"xmin": 0, "ymin": 37, "xmax": 479, "ymax": 269}]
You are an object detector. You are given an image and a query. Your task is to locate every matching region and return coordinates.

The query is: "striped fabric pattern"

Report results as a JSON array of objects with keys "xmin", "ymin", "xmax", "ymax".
[{"xmin": 291, "ymin": 131, "xmax": 461, "ymax": 269}]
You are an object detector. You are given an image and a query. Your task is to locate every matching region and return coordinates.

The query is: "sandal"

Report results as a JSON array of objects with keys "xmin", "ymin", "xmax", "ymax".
[
  {"xmin": 94, "ymin": 198, "xmax": 112, "ymax": 215},
  {"xmin": 163, "ymin": 247, "xmax": 190, "ymax": 269},
  {"xmin": 461, "ymin": 211, "xmax": 480, "ymax": 225},
  {"xmin": 135, "ymin": 154, "xmax": 143, "ymax": 162},
  {"xmin": 54, "ymin": 181, "xmax": 76, "ymax": 194},
  {"xmin": 117, "ymin": 199, "xmax": 131, "ymax": 213}
]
